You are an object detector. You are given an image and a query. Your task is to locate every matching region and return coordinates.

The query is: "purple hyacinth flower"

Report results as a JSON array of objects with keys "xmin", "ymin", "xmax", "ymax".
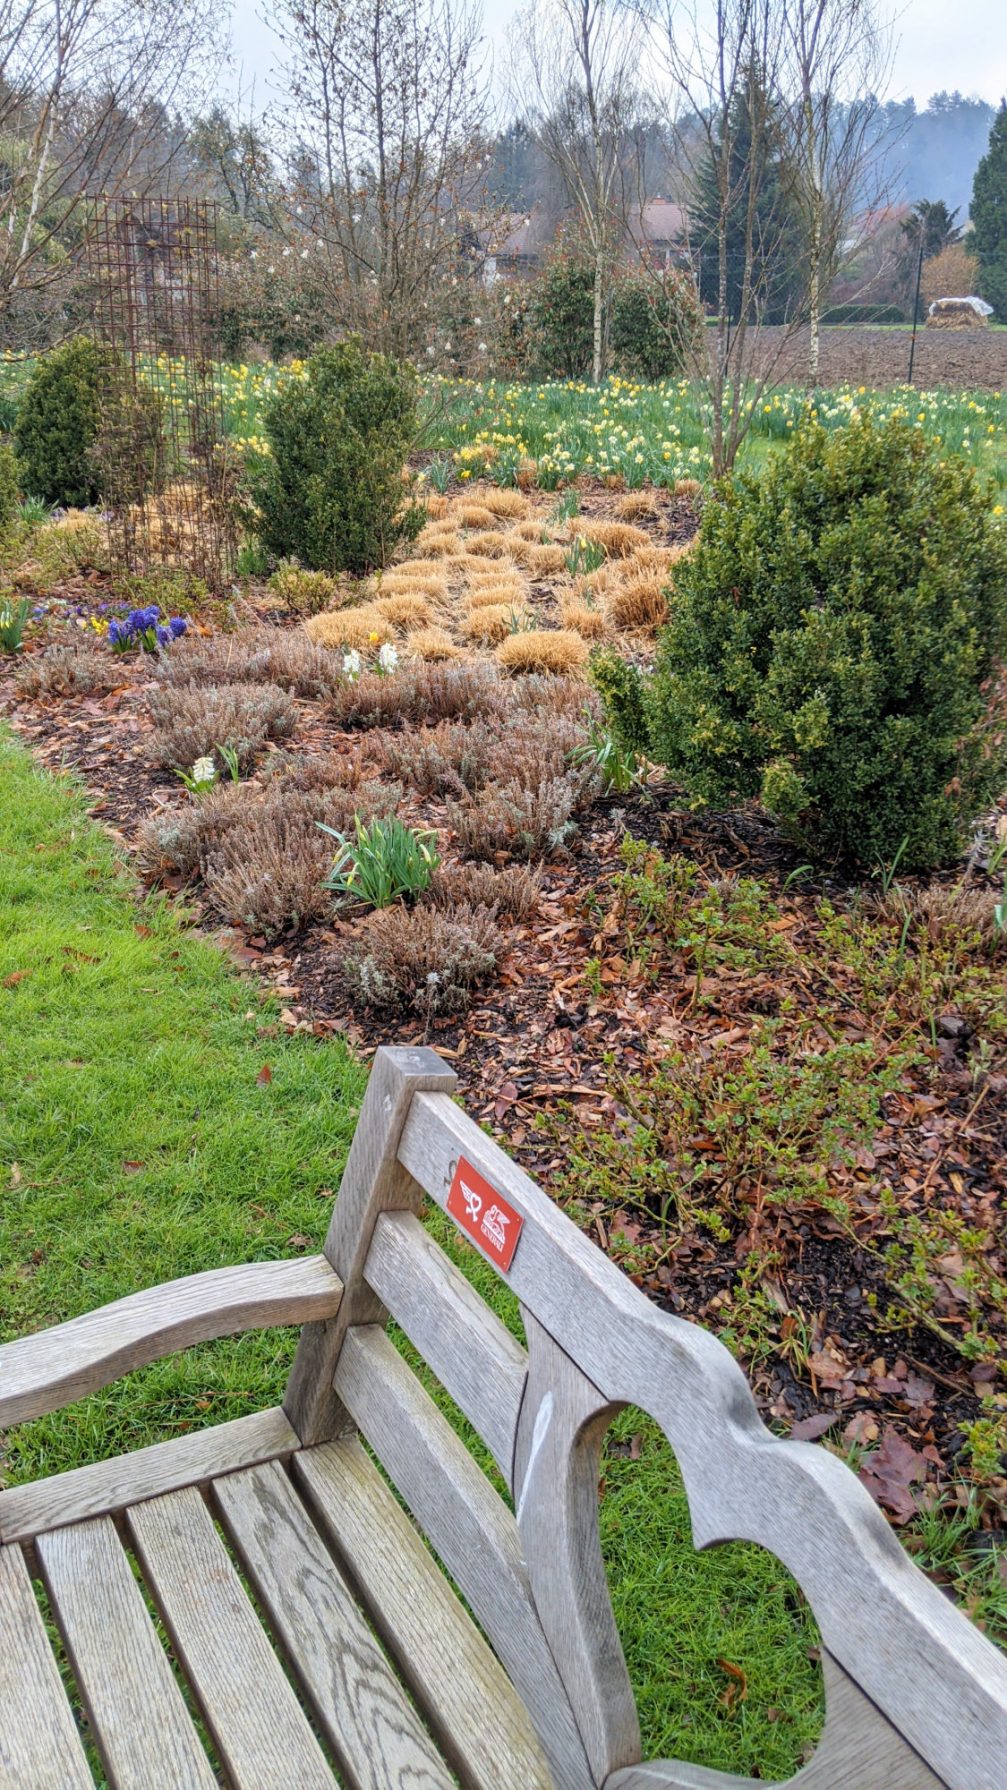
[
  {"xmin": 155, "ymin": 624, "xmax": 170, "ymax": 647},
  {"xmin": 168, "ymin": 616, "xmax": 187, "ymax": 638}
]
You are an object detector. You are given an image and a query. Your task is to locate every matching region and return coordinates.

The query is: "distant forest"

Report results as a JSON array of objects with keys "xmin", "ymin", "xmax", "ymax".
[{"xmin": 487, "ymin": 91, "xmax": 999, "ymax": 224}]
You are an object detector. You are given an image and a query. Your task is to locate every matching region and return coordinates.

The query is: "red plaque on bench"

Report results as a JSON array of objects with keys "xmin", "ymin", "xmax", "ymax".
[{"xmin": 447, "ymin": 1158, "xmax": 524, "ymax": 1272}]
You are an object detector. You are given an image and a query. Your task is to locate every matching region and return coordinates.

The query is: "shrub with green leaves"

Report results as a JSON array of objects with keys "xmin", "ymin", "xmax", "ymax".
[
  {"xmin": 14, "ymin": 337, "xmax": 162, "ymax": 509},
  {"xmin": 0, "ymin": 440, "xmax": 20, "ymax": 533},
  {"xmin": 609, "ymin": 271, "xmax": 700, "ymax": 380},
  {"xmin": 250, "ymin": 340, "xmax": 424, "ymax": 575},
  {"xmin": 600, "ymin": 416, "xmax": 1007, "ymax": 871}
]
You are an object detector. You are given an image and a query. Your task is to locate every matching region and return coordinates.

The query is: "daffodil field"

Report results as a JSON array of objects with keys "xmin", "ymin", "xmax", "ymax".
[{"xmin": 1, "ymin": 351, "xmax": 1005, "ymax": 498}]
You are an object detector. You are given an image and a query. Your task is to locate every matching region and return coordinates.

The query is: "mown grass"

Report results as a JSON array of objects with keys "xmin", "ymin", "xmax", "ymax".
[{"xmin": 0, "ymin": 728, "xmax": 825, "ymax": 1777}]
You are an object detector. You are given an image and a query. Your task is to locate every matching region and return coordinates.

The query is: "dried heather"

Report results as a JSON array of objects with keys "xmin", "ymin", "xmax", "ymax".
[
  {"xmin": 495, "ymin": 630, "xmax": 589, "ymax": 676},
  {"xmin": 448, "ymin": 776, "xmax": 582, "ymax": 861},
  {"xmin": 327, "ymin": 661, "xmax": 503, "ymax": 730},
  {"xmin": 203, "ymin": 806, "xmax": 334, "ymax": 937},
  {"xmin": 146, "ymin": 681, "xmax": 297, "ymax": 771},
  {"xmin": 133, "ymin": 783, "xmax": 249, "ymax": 881},
  {"xmin": 375, "ymin": 719, "xmax": 497, "ymax": 796},
  {"xmin": 338, "ymin": 901, "xmax": 504, "ymax": 1015},
  {"xmin": 161, "ymin": 630, "xmax": 340, "ymax": 700},
  {"xmin": 14, "ymin": 644, "xmax": 123, "ymax": 699},
  {"xmin": 431, "ymin": 860, "xmax": 541, "ymax": 920}
]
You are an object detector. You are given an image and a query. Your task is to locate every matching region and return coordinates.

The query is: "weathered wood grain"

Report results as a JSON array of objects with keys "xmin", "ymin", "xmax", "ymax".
[
  {"xmin": 214, "ymin": 1458, "xmax": 453, "ymax": 1790},
  {"xmin": 364, "ymin": 1208, "xmax": 528, "ymax": 1478},
  {"xmin": 605, "ymin": 1652, "xmax": 946, "ymax": 1788},
  {"xmin": 295, "ymin": 1434, "xmax": 553, "ymax": 1790},
  {"xmin": 0, "ymin": 1257, "xmax": 343, "ymax": 1428},
  {"xmin": 397, "ymin": 1088, "xmax": 1007, "ymax": 1790},
  {"xmin": 0, "ymin": 1407, "xmax": 298, "ymax": 1547},
  {"xmin": 126, "ymin": 1485, "xmax": 335, "ymax": 1789},
  {"xmin": 334, "ymin": 1322, "xmax": 593, "ymax": 1790},
  {"xmin": 38, "ymin": 1515, "xmax": 218, "ymax": 1790},
  {"xmin": 284, "ymin": 1047, "xmax": 457, "ymax": 1444},
  {"xmin": 514, "ymin": 1311, "xmax": 639, "ymax": 1781},
  {"xmin": 0, "ymin": 1541, "xmax": 93, "ymax": 1789}
]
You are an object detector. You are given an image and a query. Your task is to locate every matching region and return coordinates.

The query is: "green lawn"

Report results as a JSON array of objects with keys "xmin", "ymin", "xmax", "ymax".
[{"xmin": 0, "ymin": 729, "xmax": 824, "ymax": 1777}]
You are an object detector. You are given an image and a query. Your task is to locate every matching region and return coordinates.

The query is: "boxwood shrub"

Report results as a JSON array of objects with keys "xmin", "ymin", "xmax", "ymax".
[{"xmin": 595, "ymin": 415, "xmax": 1007, "ymax": 870}]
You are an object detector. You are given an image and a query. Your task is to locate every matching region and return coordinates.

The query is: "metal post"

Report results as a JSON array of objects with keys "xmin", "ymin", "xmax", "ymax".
[{"xmin": 907, "ymin": 237, "xmax": 925, "ymax": 384}]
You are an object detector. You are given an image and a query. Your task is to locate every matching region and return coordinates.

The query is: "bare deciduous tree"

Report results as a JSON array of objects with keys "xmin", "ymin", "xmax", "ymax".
[
  {"xmin": 271, "ymin": 0, "xmax": 491, "ymax": 358},
  {"xmin": 776, "ymin": 0, "xmax": 894, "ymax": 381},
  {"xmin": 0, "ymin": 0, "xmax": 217, "ymax": 348},
  {"xmin": 512, "ymin": 0, "xmax": 646, "ymax": 383}
]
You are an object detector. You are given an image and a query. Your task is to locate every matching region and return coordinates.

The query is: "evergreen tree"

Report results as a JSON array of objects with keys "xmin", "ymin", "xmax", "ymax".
[
  {"xmin": 902, "ymin": 198, "xmax": 962, "ymax": 260},
  {"xmin": 690, "ymin": 67, "xmax": 802, "ymax": 325},
  {"xmin": 971, "ymin": 100, "xmax": 1007, "ymax": 318}
]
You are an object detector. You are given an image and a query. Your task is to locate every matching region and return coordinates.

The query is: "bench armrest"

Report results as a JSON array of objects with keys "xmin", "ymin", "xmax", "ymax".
[{"xmin": 0, "ymin": 1256, "xmax": 343, "ymax": 1427}]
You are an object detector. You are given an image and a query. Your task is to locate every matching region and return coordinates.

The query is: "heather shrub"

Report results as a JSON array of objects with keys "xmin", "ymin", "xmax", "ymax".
[
  {"xmin": 14, "ymin": 643, "xmax": 122, "ymax": 698},
  {"xmin": 251, "ymin": 339, "xmax": 424, "ymax": 574},
  {"xmin": 326, "ymin": 661, "xmax": 503, "ymax": 730},
  {"xmin": 146, "ymin": 680, "xmax": 296, "ymax": 771},
  {"xmin": 203, "ymin": 806, "xmax": 334, "ymax": 936},
  {"xmin": 430, "ymin": 860, "xmax": 541, "ymax": 920},
  {"xmin": 600, "ymin": 417, "xmax": 1007, "ymax": 870},
  {"xmin": 448, "ymin": 775, "xmax": 583, "ymax": 860},
  {"xmin": 161, "ymin": 630, "xmax": 340, "ymax": 700},
  {"xmin": 133, "ymin": 784, "xmax": 249, "ymax": 881},
  {"xmin": 339, "ymin": 902, "xmax": 504, "ymax": 1015},
  {"xmin": 375, "ymin": 719, "xmax": 498, "ymax": 796}
]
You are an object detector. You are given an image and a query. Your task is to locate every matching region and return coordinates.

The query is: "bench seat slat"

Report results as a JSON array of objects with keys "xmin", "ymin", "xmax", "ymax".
[
  {"xmin": 0, "ymin": 1407, "xmax": 299, "ymax": 1547},
  {"xmin": 37, "ymin": 1516, "xmax": 218, "ymax": 1790},
  {"xmin": 364, "ymin": 1209, "xmax": 527, "ymax": 1478},
  {"xmin": 295, "ymin": 1435, "xmax": 552, "ymax": 1790},
  {"xmin": 214, "ymin": 1458, "xmax": 453, "ymax": 1790},
  {"xmin": 334, "ymin": 1324, "xmax": 592, "ymax": 1790},
  {"xmin": 126, "ymin": 1485, "xmax": 335, "ymax": 1790},
  {"xmin": 0, "ymin": 1543, "xmax": 92, "ymax": 1790}
]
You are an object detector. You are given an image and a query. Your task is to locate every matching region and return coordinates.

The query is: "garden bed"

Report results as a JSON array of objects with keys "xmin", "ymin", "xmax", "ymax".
[{"xmin": 2, "ymin": 478, "xmax": 1006, "ymax": 1588}]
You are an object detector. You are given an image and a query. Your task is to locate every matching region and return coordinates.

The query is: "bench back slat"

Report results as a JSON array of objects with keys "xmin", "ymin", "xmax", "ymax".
[
  {"xmin": 364, "ymin": 1207, "xmax": 527, "ymax": 1479},
  {"xmin": 334, "ymin": 1321, "xmax": 594, "ymax": 1790}
]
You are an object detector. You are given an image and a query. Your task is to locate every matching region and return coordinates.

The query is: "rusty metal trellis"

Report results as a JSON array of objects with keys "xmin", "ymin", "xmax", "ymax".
[{"xmin": 84, "ymin": 197, "xmax": 236, "ymax": 591}]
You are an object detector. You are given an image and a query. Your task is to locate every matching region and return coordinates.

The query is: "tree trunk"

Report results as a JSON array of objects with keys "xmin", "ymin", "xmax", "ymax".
[
  {"xmin": 808, "ymin": 204, "xmax": 821, "ymax": 386},
  {"xmin": 593, "ymin": 250, "xmax": 604, "ymax": 385}
]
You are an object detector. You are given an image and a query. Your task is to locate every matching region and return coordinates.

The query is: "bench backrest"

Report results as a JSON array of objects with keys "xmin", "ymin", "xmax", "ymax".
[{"xmin": 283, "ymin": 1047, "xmax": 1007, "ymax": 1790}]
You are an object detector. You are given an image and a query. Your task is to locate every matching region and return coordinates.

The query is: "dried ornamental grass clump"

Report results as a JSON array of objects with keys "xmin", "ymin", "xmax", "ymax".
[
  {"xmin": 466, "ymin": 576, "xmax": 526, "ymax": 607},
  {"xmin": 406, "ymin": 627, "xmax": 465, "ymax": 662},
  {"xmin": 305, "ymin": 605, "xmax": 397, "ymax": 653},
  {"xmin": 378, "ymin": 565, "xmax": 450, "ymax": 601},
  {"xmin": 430, "ymin": 860, "xmax": 541, "ymax": 920},
  {"xmin": 478, "ymin": 487, "xmax": 529, "ymax": 520},
  {"xmin": 451, "ymin": 502, "xmax": 499, "ymax": 530},
  {"xmin": 577, "ymin": 520, "xmax": 652, "ymax": 559},
  {"xmin": 14, "ymin": 643, "xmax": 123, "ymax": 699},
  {"xmin": 495, "ymin": 630, "xmax": 589, "ymax": 676},
  {"xmin": 339, "ymin": 901, "xmax": 504, "ymax": 1015},
  {"xmin": 146, "ymin": 681, "xmax": 297, "ymax": 771},
  {"xmin": 608, "ymin": 576, "xmax": 669, "ymax": 632},
  {"xmin": 411, "ymin": 528, "xmax": 460, "ymax": 558},
  {"xmin": 462, "ymin": 604, "xmax": 521, "ymax": 646},
  {"xmin": 519, "ymin": 543, "xmax": 568, "ymax": 577},
  {"xmin": 560, "ymin": 598, "xmax": 608, "ymax": 641},
  {"xmin": 616, "ymin": 492, "xmax": 658, "ymax": 521},
  {"xmin": 463, "ymin": 530, "xmax": 512, "ymax": 560},
  {"xmin": 372, "ymin": 592, "xmax": 435, "ymax": 631}
]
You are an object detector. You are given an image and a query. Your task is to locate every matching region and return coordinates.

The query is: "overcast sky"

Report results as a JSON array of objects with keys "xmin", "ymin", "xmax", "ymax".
[{"xmin": 224, "ymin": 0, "xmax": 1007, "ymax": 113}]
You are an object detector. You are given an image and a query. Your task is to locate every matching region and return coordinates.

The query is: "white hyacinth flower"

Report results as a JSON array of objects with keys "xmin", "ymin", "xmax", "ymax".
[
  {"xmin": 191, "ymin": 756, "xmax": 216, "ymax": 785},
  {"xmin": 342, "ymin": 649, "xmax": 362, "ymax": 679},
  {"xmin": 377, "ymin": 642, "xmax": 399, "ymax": 673}
]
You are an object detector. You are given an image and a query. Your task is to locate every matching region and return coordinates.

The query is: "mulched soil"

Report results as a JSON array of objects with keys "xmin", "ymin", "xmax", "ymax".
[{"xmin": 4, "ymin": 485, "xmax": 1006, "ymax": 1537}]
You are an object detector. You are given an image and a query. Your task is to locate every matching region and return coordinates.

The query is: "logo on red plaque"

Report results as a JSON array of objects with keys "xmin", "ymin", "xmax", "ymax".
[{"xmin": 447, "ymin": 1158, "xmax": 524, "ymax": 1272}]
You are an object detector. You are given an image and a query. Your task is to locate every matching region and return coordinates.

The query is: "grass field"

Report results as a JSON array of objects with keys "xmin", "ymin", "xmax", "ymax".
[
  {"xmin": 1, "ymin": 351, "xmax": 1005, "ymax": 495},
  {"xmin": 0, "ymin": 729, "xmax": 827, "ymax": 1778}
]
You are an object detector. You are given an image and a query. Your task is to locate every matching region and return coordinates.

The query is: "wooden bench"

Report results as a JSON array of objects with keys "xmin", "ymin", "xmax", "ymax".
[{"xmin": 1, "ymin": 1046, "xmax": 1005, "ymax": 1790}]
